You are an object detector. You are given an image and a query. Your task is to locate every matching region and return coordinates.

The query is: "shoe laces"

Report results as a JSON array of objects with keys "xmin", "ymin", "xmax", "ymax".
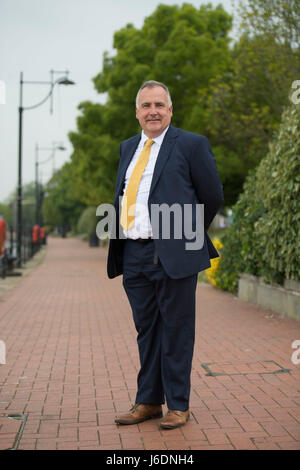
[
  {"xmin": 167, "ymin": 410, "xmax": 186, "ymax": 416},
  {"xmin": 130, "ymin": 404, "xmax": 139, "ymax": 413}
]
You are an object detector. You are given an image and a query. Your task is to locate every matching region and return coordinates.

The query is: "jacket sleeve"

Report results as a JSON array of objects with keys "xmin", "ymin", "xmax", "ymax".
[{"xmin": 189, "ymin": 135, "xmax": 224, "ymax": 231}]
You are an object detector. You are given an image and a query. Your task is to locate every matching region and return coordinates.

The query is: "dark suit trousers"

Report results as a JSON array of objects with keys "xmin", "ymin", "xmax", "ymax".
[{"xmin": 122, "ymin": 239, "xmax": 198, "ymax": 411}]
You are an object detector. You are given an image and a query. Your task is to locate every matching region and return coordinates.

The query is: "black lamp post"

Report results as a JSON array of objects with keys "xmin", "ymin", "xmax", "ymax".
[
  {"xmin": 17, "ymin": 70, "xmax": 75, "ymax": 267},
  {"xmin": 35, "ymin": 142, "xmax": 66, "ymax": 225}
]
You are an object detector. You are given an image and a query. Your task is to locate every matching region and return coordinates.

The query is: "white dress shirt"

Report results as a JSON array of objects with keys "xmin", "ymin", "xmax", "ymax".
[{"xmin": 121, "ymin": 126, "xmax": 169, "ymax": 239}]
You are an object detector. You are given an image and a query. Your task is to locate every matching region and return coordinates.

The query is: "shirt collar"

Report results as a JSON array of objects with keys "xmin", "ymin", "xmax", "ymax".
[{"xmin": 141, "ymin": 125, "xmax": 169, "ymax": 146}]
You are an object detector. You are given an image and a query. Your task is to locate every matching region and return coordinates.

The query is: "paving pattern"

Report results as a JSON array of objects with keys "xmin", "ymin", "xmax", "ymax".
[{"xmin": 0, "ymin": 237, "xmax": 299, "ymax": 450}]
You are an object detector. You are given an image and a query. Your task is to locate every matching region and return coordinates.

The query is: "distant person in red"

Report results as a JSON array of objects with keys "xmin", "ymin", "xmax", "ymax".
[
  {"xmin": 40, "ymin": 227, "xmax": 46, "ymax": 245},
  {"xmin": 32, "ymin": 225, "xmax": 40, "ymax": 244}
]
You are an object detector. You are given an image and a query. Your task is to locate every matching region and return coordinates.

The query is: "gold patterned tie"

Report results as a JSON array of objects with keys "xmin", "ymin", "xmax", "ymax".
[{"xmin": 120, "ymin": 138, "xmax": 154, "ymax": 230}]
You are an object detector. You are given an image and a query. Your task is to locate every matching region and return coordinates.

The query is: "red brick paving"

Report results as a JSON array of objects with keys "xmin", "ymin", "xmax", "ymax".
[{"xmin": 0, "ymin": 237, "xmax": 299, "ymax": 450}]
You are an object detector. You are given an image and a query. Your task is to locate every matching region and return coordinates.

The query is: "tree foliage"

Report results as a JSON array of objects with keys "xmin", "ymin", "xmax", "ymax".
[
  {"xmin": 236, "ymin": 0, "xmax": 300, "ymax": 46},
  {"xmin": 42, "ymin": 163, "xmax": 85, "ymax": 230},
  {"xmin": 0, "ymin": 203, "xmax": 12, "ymax": 226},
  {"xmin": 3, "ymin": 182, "xmax": 39, "ymax": 229},
  {"xmin": 42, "ymin": 0, "xmax": 300, "ymax": 229},
  {"xmin": 77, "ymin": 206, "xmax": 98, "ymax": 235},
  {"xmin": 67, "ymin": 3, "xmax": 232, "ymax": 207},
  {"xmin": 192, "ymin": 0, "xmax": 300, "ymax": 204}
]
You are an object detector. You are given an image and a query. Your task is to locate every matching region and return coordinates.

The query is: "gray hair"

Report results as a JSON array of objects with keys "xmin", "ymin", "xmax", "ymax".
[{"xmin": 136, "ymin": 80, "xmax": 172, "ymax": 108}]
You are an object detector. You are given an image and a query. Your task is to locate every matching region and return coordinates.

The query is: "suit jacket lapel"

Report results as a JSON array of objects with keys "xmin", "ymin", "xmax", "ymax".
[{"xmin": 149, "ymin": 125, "xmax": 179, "ymax": 197}]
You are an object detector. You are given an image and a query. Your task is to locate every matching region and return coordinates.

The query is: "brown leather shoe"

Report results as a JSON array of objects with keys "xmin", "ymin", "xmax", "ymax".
[
  {"xmin": 115, "ymin": 404, "xmax": 163, "ymax": 425},
  {"xmin": 160, "ymin": 409, "xmax": 190, "ymax": 429}
]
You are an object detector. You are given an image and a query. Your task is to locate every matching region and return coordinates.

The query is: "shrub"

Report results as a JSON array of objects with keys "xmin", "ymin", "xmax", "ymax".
[
  {"xmin": 215, "ymin": 103, "xmax": 300, "ymax": 292},
  {"xmin": 77, "ymin": 206, "xmax": 97, "ymax": 235}
]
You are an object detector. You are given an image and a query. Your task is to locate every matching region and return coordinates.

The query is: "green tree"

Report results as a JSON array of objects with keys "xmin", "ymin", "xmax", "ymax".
[
  {"xmin": 0, "ymin": 202, "xmax": 12, "ymax": 225},
  {"xmin": 77, "ymin": 206, "xmax": 98, "ymax": 235},
  {"xmin": 189, "ymin": 0, "xmax": 300, "ymax": 205},
  {"xmin": 42, "ymin": 163, "xmax": 85, "ymax": 231},
  {"xmin": 69, "ymin": 102, "xmax": 120, "ymax": 205},
  {"xmin": 64, "ymin": 1, "xmax": 299, "ymax": 214},
  {"xmin": 68, "ymin": 3, "xmax": 232, "ymax": 206},
  {"xmin": 5, "ymin": 182, "xmax": 38, "ymax": 229},
  {"xmin": 236, "ymin": 0, "xmax": 300, "ymax": 46}
]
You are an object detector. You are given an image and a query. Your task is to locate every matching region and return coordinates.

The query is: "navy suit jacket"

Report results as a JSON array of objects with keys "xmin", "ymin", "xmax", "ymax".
[{"xmin": 107, "ymin": 125, "xmax": 224, "ymax": 279}]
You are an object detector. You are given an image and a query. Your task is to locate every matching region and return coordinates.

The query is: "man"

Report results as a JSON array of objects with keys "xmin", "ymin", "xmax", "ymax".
[{"xmin": 107, "ymin": 80, "xmax": 223, "ymax": 429}]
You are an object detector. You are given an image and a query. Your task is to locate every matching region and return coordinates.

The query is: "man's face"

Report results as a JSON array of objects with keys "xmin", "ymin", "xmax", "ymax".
[{"xmin": 136, "ymin": 86, "xmax": 173, "ymax": 138}]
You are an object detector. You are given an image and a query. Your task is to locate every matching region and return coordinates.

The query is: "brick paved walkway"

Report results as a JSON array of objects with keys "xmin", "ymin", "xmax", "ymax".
[{"xmin": 0, "ymin": 237, "xmax": 299, "ymax": 450}]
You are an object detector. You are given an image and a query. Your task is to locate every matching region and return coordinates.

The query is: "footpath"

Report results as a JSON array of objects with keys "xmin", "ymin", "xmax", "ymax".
[{"xmin": 0, "ymin": 237, "xmax": 299, "ymax": 450}]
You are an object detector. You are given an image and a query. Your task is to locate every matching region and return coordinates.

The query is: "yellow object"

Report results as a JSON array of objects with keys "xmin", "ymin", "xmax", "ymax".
[
  {"xmin": 205, "ymin": 238, "xmax": 223, "ymax": 286},
  {"xmin": 120, "ymin": 138, "xmax": 154, "ymax": 230}
]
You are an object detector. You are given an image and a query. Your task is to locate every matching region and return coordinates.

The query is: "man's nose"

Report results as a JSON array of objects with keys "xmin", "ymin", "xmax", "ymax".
[{"xmin": 149, "ymin": 106, "xmax": 158, "ymax": 114}]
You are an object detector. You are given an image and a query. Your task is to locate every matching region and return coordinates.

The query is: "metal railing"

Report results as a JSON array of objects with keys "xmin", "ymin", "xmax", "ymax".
[{"xmin": 0, "ymin": 225, "xmax": 46, "ymax": 279}]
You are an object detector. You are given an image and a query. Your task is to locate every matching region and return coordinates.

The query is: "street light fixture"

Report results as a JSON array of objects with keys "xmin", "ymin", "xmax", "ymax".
[
  {"xmin": 16, "ymin": 70, "xmax": 75, "ymax": 267},
  {"xmin": 57, "ymin": 77, "xmax": 75, "ymax": 86}
]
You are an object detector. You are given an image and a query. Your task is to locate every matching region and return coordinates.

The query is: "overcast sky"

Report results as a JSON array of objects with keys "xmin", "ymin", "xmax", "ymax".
[{"xmin": 0, "ymin": 0, "xmax": 234, "ymax": 202}]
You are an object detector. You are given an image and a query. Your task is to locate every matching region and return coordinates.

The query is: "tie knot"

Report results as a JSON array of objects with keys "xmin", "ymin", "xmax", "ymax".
[{"xmin": 145, "ymin": 138, "xmax": 154, "ymax": 147}]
